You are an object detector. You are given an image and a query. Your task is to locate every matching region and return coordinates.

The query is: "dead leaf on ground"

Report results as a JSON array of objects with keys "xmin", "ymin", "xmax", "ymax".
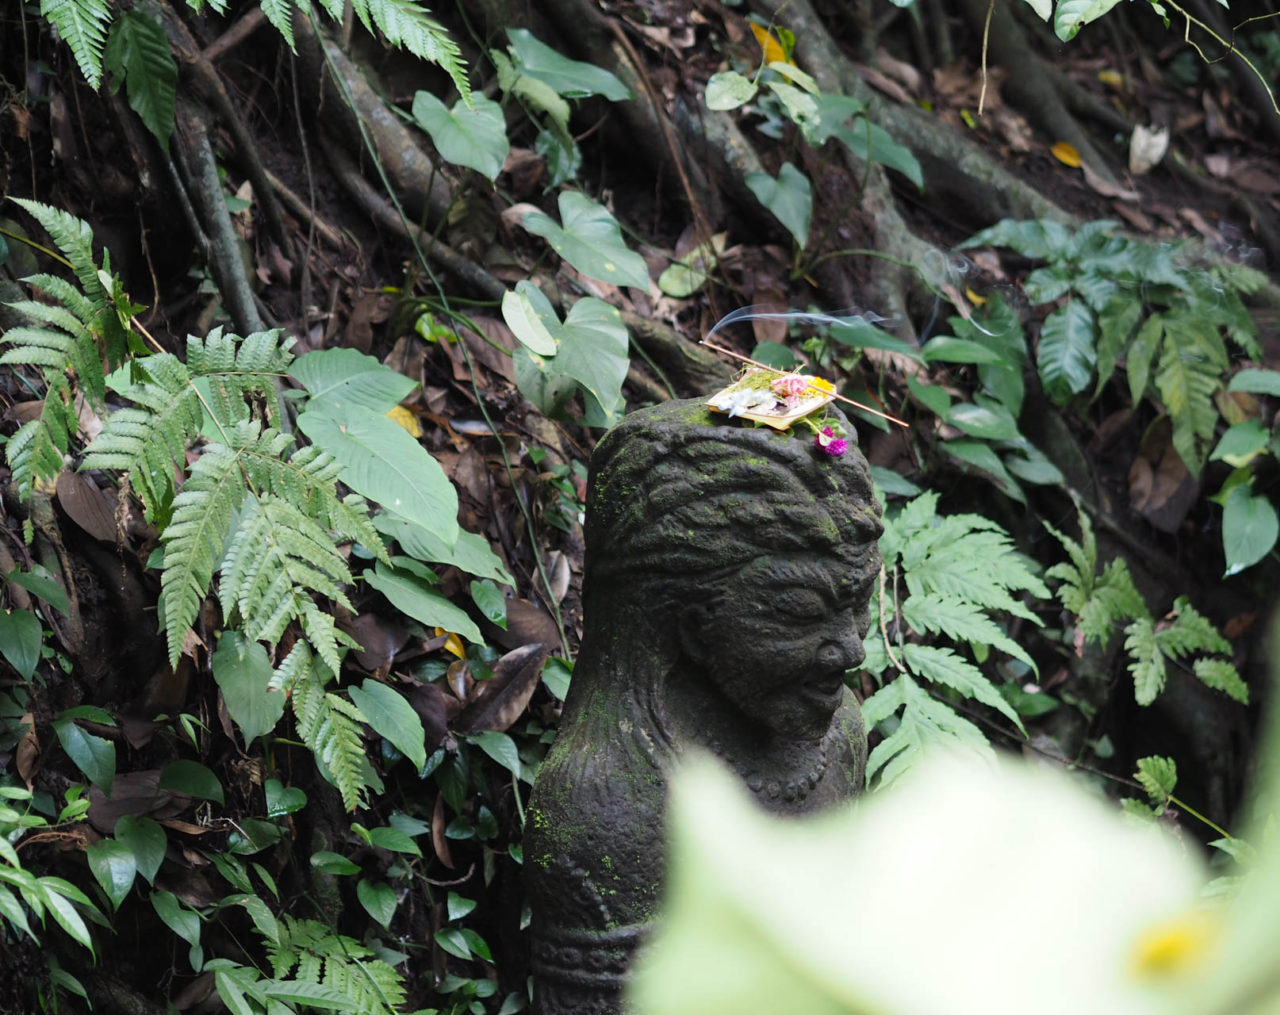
[
  {"xmin": 454, "ymin": 644, "xmax": 550, "ymax": 734},
  {"xmin": 56, "ymin": 472, "xmax": 118, "ymax": 542},
  {"xmin": 486, "ymin": 596, "xmax": 561, "ymax": 652},
  {"xmin": 88, "ymin": 770, "xmax": 191, "ymax": 833},
  {"xmin": 748, "ymin": 286, "xmax": 789, "ymax": 344},
  {"xmin": 463, "ymin": 315, "xmax": 519, "ymax": 384},
  {"xmin": 15, "ymin": 713, "xmax": 38, "ymax": 788},
  {"xmin": 407, "ymin": 681, "xmax": 453, "ymax": 753},
  {"xmin": 1082, "ymin": 161, "xmax": 1139, "ymax": 201},
  {"xmin": 1128, "ymin": 417, "xmax": 1198, "ymax": 533},
  {"xmin": 431, "ymin": 793, "xmax": 454, "ymax": 868}
]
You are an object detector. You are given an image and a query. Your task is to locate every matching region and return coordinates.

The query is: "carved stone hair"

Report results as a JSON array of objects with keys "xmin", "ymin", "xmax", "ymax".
[{"xmin": 584, "ymin": 399, "xmax": 883, "ymax": 591}]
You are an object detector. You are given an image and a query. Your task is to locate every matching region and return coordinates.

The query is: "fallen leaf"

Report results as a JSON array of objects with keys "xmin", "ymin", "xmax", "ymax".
[
  {"xmin": 385, "ymin": 405, "xmax": 422, "ymax": 437},
  {"xmin": 1129, "ymin": 124, "xmax": 1169, "ymax": 175},
  {"xmin": 15, "ymin": 713, "xmax": 38, "ymax": 788},
  {"xmin": 1097, "ymin": 69, "xmax": 1124, "ymax": 88},
  {"xmin": 1082, "ymin": 161, "xmax": 1139, "ymax": 200},
  {"xmin": 750, "ymin": 22, "xmax": 788, "ymax": 65},
  {"xmin": 1128, "ymin": 417, "xmax": 1198, "ymax": 533},
  {"xmin": 453, "ymin": 644, "xmax": 550, "ymax": 734},
  {"xmin": 431, "ymin": 793, "xmax": 454, "ymax": 868},
  {"xmin": 56, "ymin": 472, "xmax": 118, "ymax": 542},
  {"xmin": 1204, "ymin": 153, "xmax": 1231, "ymax": 178},
  {"xmin": 1051, "ymin": 141, "xmax": 1081, "ymax": 167}
]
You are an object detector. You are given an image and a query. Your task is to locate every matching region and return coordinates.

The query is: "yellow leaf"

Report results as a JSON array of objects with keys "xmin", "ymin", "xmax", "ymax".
[
  {"xmin": 959, "ymin": 108, "xmax": 976, "ymax": 129},
  {"xmin": 385, "ymin": 405, "xmax": 422, "ymax": 438},
  {"xmin": 1097, "ymin": 69, "xmax": 1124, "ymax": 89},
  {"xmin": 1051, "ymin": 141, "xmax": 1082, "ymax": 167},
  {"xmin": 750, "ymin": 22, "xmax": 789, "ymax": 66},
  {"xmin": 434, "ymin": 628, "xmax": 466, "ymax": 659},
  {"xmin": 965, "ymin": 287, "xmax": 987, "ymax": 306}
]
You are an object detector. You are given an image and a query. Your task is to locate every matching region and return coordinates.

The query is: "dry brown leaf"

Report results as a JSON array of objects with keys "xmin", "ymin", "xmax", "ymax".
[
  {"xmin": 16, "ymin": 713, "xmax": 38, "ymax": 789},
  {"xmin": 56, "ymin": 472, "xmax": 118, "ymax": 542},
  {"xmin": 1082, "ymin": 161, "xmax": 1139, "ymax": 200},
  {"xmin": 453, "ymin": 644, "xmax": 549, "ymax": 734},
  {"xmin": 1128, "ymin": 418, "xmax": 1198, "ymax": 533},
  {"xmin": 431, "ymin": 793, "xmax": 454, "ymax": 868}
]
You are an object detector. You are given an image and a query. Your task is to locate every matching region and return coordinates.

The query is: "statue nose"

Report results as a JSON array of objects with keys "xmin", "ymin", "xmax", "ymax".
[{"xmin": 817, "ymin": 633, "xmax": 864, "ymax": 671}]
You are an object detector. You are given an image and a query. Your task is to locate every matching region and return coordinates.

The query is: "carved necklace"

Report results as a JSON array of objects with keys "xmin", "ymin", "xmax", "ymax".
[{"xmin": 705, "ymin": 720, "xmax": 846, "ymax": 804}]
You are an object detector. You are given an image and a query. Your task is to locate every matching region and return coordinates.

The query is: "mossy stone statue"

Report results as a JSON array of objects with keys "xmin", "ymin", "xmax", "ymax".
[{"xmin": 524, "ymin": 397, "xmax": 883, "ymax": 1013}]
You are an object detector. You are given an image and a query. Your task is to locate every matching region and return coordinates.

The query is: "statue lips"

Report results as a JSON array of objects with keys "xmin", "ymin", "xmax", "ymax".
[{"xmin": 799, "ymin": 672, "xmax": 846, "ymax": 712}]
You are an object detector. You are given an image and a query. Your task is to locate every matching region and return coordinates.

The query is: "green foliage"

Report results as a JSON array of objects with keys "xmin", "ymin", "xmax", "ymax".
[
  {"xmin": 288, "ymin": 648, "xmax": 373, "ymax": 811},
  {"xmin": 1045, "ymin": 512, "xmax": 1247, "ymax": 706},
  {"xmin": 411, "ymin": 91, "xmax": 509, "ymax": 182},
  {"xmin": 262, "ymin": 916, "xmax": 410, "ymax": 1014},
  {"xmin": 745, "ymin": 163, "xmax": 812, "ymax": 249},
  {"xmin": 522, "ymin": 192, "xmax": 651, "ymax": 291},
  {"xmin": 41, "ymin": 0, "xmax": 470, "ymax": 119},
  {"xmin": 862, "ymin": 491, "xmax": 1049, "ymax": 787}
]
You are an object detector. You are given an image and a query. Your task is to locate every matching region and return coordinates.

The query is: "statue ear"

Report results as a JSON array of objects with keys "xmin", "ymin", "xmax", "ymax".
[{"xmin": 677, "ymin": 603, "xmax": 713, "ymax": 664}]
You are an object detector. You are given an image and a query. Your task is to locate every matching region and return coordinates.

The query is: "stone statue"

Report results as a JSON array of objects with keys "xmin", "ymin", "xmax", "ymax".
[{"xmin": 524, "ymin": 397, "xmax": 883, "ymax": 1014}]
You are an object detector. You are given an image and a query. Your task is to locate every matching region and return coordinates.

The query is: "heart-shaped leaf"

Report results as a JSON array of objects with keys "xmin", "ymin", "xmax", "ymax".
[
  {"xmin": 745, "ymin": 163, "xmax": 812, "ymax": 249},
  {"xmin": 523, "ymin": 192, "xmax": 650, "ymax": 290},
  {"xmin": 411, "ymin": 91, "xmax": 510, "ymax": 182}
]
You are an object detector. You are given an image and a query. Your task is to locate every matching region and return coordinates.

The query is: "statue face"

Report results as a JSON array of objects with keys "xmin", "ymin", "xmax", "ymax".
[{"xmin": 682, "ymin": 553, "xmax": 868, "ymax": 740}]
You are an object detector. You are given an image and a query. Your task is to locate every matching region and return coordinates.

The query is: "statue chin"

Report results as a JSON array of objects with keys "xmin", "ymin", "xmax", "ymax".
[{"xmin": 523, "ymin": 397, "xmax": 882, "ymax": 1015}]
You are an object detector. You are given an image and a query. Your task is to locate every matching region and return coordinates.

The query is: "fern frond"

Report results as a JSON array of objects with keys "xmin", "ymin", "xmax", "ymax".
[
  {"xmin": 901, "ymin": 643, "xmax": 1024, "ymax": 731},
  {"xmin": 863, "ymin": 675, "xmax": 992, "ymax": 790},
  {"xmin": 291, "ymin": 657, "xmax": 370, "ymax": 810},
  {"xmin": 901, "ymin": 592, "xmax": 1036, "ymax": 673},
  {"xmin": 263, "ymin": 917, "xmax": 406, "ymax": 1015},
  {"xmin": 1155, "ymin": 313, "xmax": 1226, "ymax": 475},
  {"xmin": 1194, "ymin": 658, "xmax": 1249, "ymax": 704},
  {"xmin": 11, "ymin": 199, "xmax": 108, "ymax": 304},
  {"xmin": 1124, "ymin": 616, "xmax": 1164, "ymax": 705},
  {"xmin": 7, "ymin": 388, "xmax": 74, "ymax": 498},
  {"xmin": 159, "ymin": 438, "xmax": 251, "ymax": 665},
  {"xmin": 38, "ymin": 0, "xmax": 112, "ymax": 87},
  {"xmin": 1155, "ymin": 596, "xmax": 1232, "ymax": 658},
  {"xmin": 185, "ymin": 327, "xmax": 294, "ymax": 428},
  {"xmin": 22, "ymin": 273, "xmax": 97, "ymax": 324},
  {"xmin": 219, "ymin": 493, "xmax": 356, "ymax": 673},
  {"xmin": 350, "ymin": 0, "xmax": 470, "ymax": 103},
  {"xmin": 82, "ymin": 353, "xmax": 200, "ymax": 518}
]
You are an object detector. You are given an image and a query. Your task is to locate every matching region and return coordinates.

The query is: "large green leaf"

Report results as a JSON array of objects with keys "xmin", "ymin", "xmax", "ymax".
[
  {"xmin": 159, "ymin": 760, "xmax": 225, "ymax": 805},
  {"xmin": 511, "ymin": 289, "xmax": 629, "ymax": 426},
  {"xmin": 502, "ymin": 281, "xmax": 560, "ymax": 356},
  {"xmin": 296, "ymin": 407, "xmax": 459, "ymax": 545},
  {"xmin": 212, "ymin": 632, "xmax": 285, "ymax": 748},
  {"xmin": 103, "ymin": 11, "xmax": 177, "ymax": 151},
  {"xmin": 53, "ymin": 716, "xmax": 116, "ymax": 793},
  {"xmin": 363, "ymin": 559, "xmax": 483, "ymax": 643},
  {"xmin": 1228, "ymin": 368, "xmax": 1280, "ymax": 397},
  {"xmin": 705, "ymin": 70, "xmax": 757, "ymax": 110},
  {"xmin": 373, "ymin": 514, "xmax": 513, "ymax": 584},
  {"xmin": 85, "ymin": 839, "xmax": 136, "ymax": 910},
  {"xmin": 115, "ymin": 816, "xmax": 166, "ymax": 884},
  {"xmin": 411, "ymin": 91, "xmax": 509, "ymax": 182},
  {"xmin": 523, "ymin": 192, "xmax": 650, "ymax": 290},
  {"xmin": 1222, "ymin": 484, "xmax": 1279, "ymax": 577},
  {"xmin": 349, "ymin": 679, "xmax": 426, "ymax": 770},
  {"xmin": 944, "ymin": 440, "xmax": 1025, "ymax": 504},
  {"xmin": 745, "ymin": 163, "xmax": 812, "ymax": 249},
  {"xmin": 506, "ymin": 28, "xmax": 631, "ymax": 100},
  {"xmin": 289, "ymin": 348, "xmax": 418, "ymax": 417},
  {"xmin": 1037, "ymin": 299, "xmax": 1096, "ymax": 403},
  {"xmin": 0, "ymin": 610, "xmax": 41, "ymax": 680},
  {"xmin": 1054, "ymin": 0, "xmax": 1123, "ymax": 40}
]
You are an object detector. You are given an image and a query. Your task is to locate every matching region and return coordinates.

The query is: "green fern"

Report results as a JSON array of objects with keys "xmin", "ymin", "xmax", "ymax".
[
  {"xmin": 287, "ymin": 649, "xmax": 371, "ymax": 811},
  {"xmin": 264, "ymin": 916, "xmax": 409, "ymax": 1014},
  {"xmin": 1046, "ymin": 513, "xmax": 1248, "ymax": 706},
  {"xmin": 862, "ymin": 491, "xmax": 1048, "ymax": 788},
  {"xmin": 2, "ymin": 200, "xmax": 135, "ymax": 496},
  {"xmin": 81, "ymin": 328, "xmax": 293, "ymax": 521},
  {"xmin": 352, "ymin": 0, "xmax": 470, "ymax": 102},
  {"xmin": 1152, "ymin": 308, "xmax": 1229, "ymax": 473},
  {"xmin": 40, "ymin": 0, "xmax": 111, "ymax": 88}
]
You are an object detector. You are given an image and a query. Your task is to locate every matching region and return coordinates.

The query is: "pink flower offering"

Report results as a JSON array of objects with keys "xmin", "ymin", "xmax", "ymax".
[
  {"xmin": 815, "ymin": 426, "xmax": 847, "ymax": 457},
  {"xmin": 771, "ymin": 374, "xmax": 810, "ymax": 399}
]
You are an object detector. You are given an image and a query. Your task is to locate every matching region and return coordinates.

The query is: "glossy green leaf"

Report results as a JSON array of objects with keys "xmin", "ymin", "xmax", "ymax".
[
  {"xmin": 945, "ymin": 403, "xmax": 1021, "ymax": 441},
  {"xmin": 656, "ymin": 236, "xmax": 724, "ymax": 298},
  {"xmin": 921, "ymin": 336, "xmax": 1006, "ymax": 364},
  {"xmin": 467, "ymin": 730, "xmax": 521, "ymax": 776},
  {"xmin": 104, "ymin": 12, "xmax": 178, "ymax": 151},
  {"xmin": 152, "ymin": 889, "xmax": 202, "ymax": 961},
  {"xmin": 1038, "ymin": 299, "xmax": 1096, "ymax": 403},
  {"xmin": 349, "ymin": 679, "xmax": 426, "ymax": 770},
  {"xmin": 264, "ymin": 779, "xmax": 307, "ymax": 818},
  {"xmin": 53, "ymin": 717, "xmax": 115, "ymax": 794},
  {"xmin": 502, "ymin": 281, "xmax": 560, "ymax": 355},
  {"xmin": 1228, "ymin": 368, "xmax": 1280, "ymax": 396},
  {"xmin": 0, "ymin": 610, "xmax": 41, "ymax": 680},
  {"xmin": 470, "ymin": 579, "xmax": 507, "ymax": 629},
  {"xmin": 115, "ymin": 816, "xmax": 166, "ymax": 884},
  {"xmin": 960, "ymin": 218, "xmax": 1075, "ymax": 260},
  {"xmin": 1211, "ymin": 420, "xmax": 1269, "ymax": 468},
  {"xmin": 946, "ymin": 440, "xmax": 1026, "ymax": 504},
  {"xmin": 523, "ymin": 192, "xmax": 650, "ymax": 290},
  {"xmin": 513, "ymin": 293, "xmax": 629, "ymax": 427},
  {"xmin": 367, "ymin": 825, "xmax": 422, "ymax": 855},
  {"xmin": 296, "ymin": 407, "xmax": 459, "ymax": 546},
  {"xmin": 159, "ymin": 760, "xmax": 225, "ymax": 805},
  {"xmin": 1054, "ymin": 0, "xmax": 1123, "ymax": 41},
  {"xmin": 4, "ymin": 567, "xmax": 70, "ymax": 615},
  {"xmin": 542, "ymin": 657, "xmax": 572, "ymax": 701},
  {"xmin": 745, "ymin": 163, "xmax": 812, "ymax": 249},
  {"xmin": 705, "ymin": 70, "xmax": 757, "ymax": 110},
  {"xmin": 310, "ymin": 851, "xmax": 360, "ymax": 876},
  {"xmin": 289, "ymin": 348, "xmax": 418, "ymax": 417},
  {"xmin": 829, "ymin": 319, "xmax": 924, "ymax": 362},
  {"xmin": 372, "ymin": 514, "xmax": 512, "ymax": 584},
  {"xmin": 212, "ymin": 632, "xmax": 285, "ymax": 748},
  {"xmin": 357, "ymin": 878, "xmax": 397, "ymax": 928},
  {"xmin": 535, "ymin": 127, "xmax": 582, "ymax": 187},
  {"xmin": 86, "ymin": 839, "xmax": 136, "ymax": 909},
  {"xmin": 435, "ymin": 926, "xmax": 472, "ymax": 960},
  {"xmin": 763, "ymin": 80, "xmax": 819, "ymax": 139},
  {"xmin": 1222, "ymin": 484, "xmax": 1279, "ymax": 577},
  {"xmin": 447, "ymin": 891, "xmax": 477, "ymax": 921},
  {"xmin": 411, "ymin": 91, "xmax": 509, "ymax": 182},
  {"xmin": 907, "ymin": 375, "xmax": 952, "ymax": 416},
  {"xmin": 506, "ymin": 28, "xmax": 631, "ymax": 100},
  {"xmin": 364, "ymin": 559, "xmax": 484, "ymax": 643}
]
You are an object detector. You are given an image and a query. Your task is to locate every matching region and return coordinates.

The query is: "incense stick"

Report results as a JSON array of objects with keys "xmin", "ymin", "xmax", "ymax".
[{"xmin": 701, "ymin": 339, "xmax": 909, "ymax": 428}]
